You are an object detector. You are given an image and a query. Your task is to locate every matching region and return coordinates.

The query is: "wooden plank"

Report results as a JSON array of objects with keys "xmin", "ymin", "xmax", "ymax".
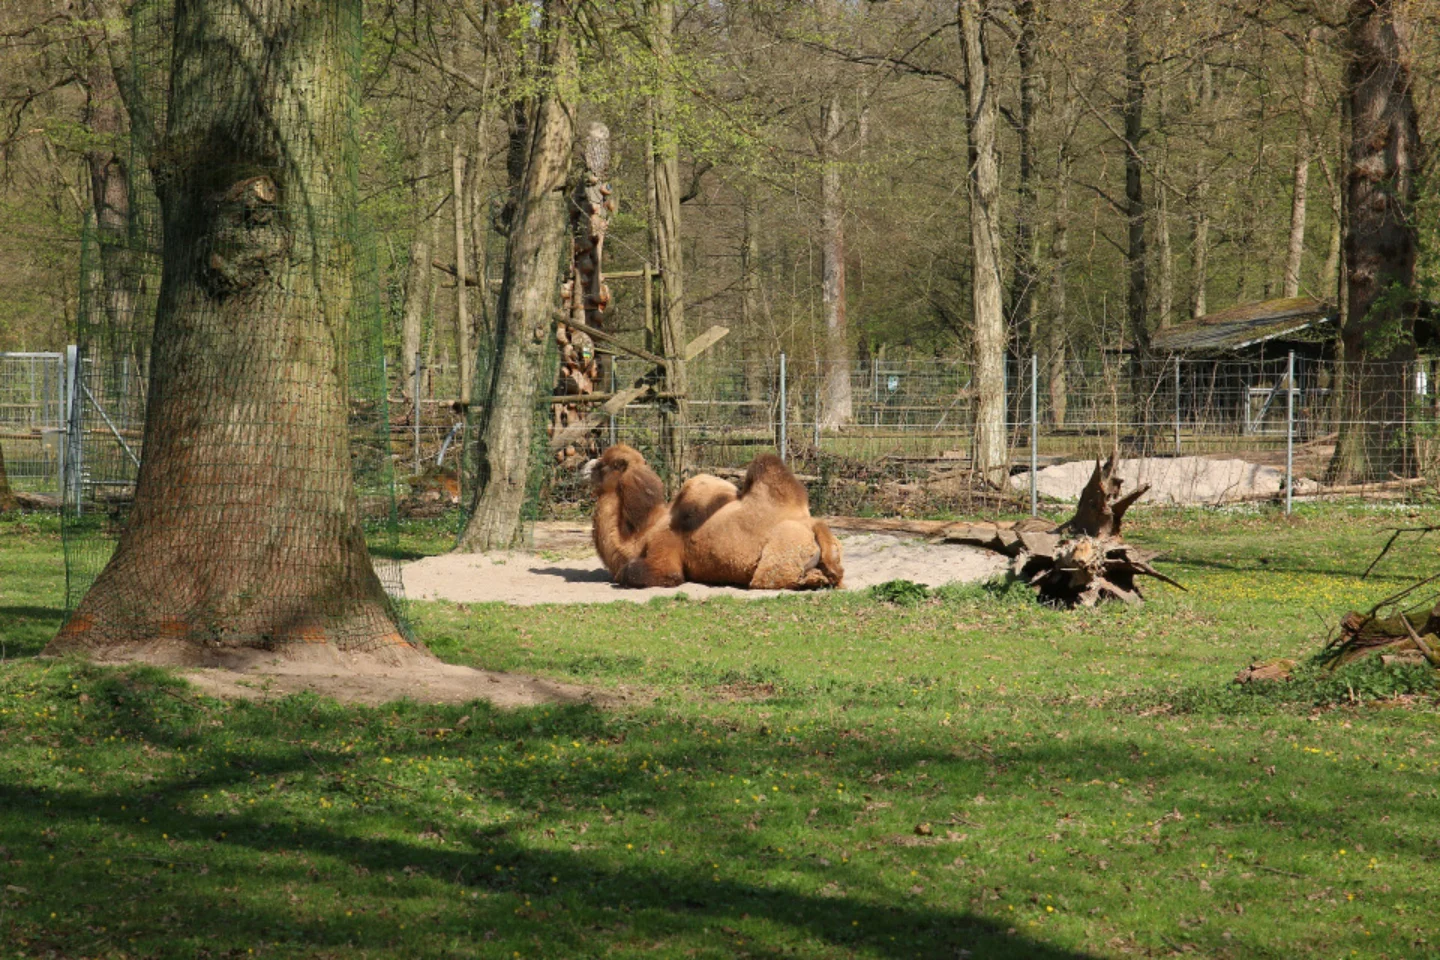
[
  {"xmin": 683, "ymin": 325, "xmax": 730, "ymax": 362},
  {"xmin": 548, "ymin": 390, "xmax": 681, "ymax": 405}
]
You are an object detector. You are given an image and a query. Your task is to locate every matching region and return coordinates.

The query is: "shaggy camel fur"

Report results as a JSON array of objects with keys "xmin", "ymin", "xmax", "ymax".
[
  {"xmin": 585, "ymin": 445, "xmax": 677, "ymax": 584},
  {"xmin": 586, "ymin": 445, "xmax": 844, "ymax": 590}
]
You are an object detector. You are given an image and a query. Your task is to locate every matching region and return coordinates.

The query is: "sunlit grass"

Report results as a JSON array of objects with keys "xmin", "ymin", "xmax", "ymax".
[{"xmin": 1, "ymin": 504, "xmax": 1437, "ymax": 958}]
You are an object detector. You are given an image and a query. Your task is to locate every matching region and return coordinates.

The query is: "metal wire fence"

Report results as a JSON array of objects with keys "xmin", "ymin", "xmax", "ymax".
[
  {"xmin": 0, "ymin": 352, "xmax": 66, "ymax": 495},
  {"xmin": 477, "ymin": 352, "xmax": 1440, "ymax": 520}
]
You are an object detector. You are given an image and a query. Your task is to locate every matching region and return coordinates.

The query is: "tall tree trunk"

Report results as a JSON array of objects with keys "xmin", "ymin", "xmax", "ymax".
[
  {"xmin": 818, "ymin": 87, "xmax": 852, "ymax": 429},
  {"xmin": 399, "ymin": 131, "xmax": 433, "ymax": 401},
  {"xmin": 1191, "ymin": 169, "xmax": 1210, "ymax": 318},
  {"xmin": 0, "ymin": 444, "xmax": 18, "ymax": 513},
  {"xmin": 1008, "ymin": 0, "xmax": 1039, "ymax": 351},
  {"xmin": 1156, "ymin": 162, "xmax": 1173, "ymax": 329},
  {"xmin": 650, "ymin": 0, "xmax": 690, "ymax": 478},
  {"xmin": 1283, "ymin": 27, "xmax": 1320, "ymax": 299},
  {"xmin": 469, "ymin": 113, "xmax": 493, "ymax": 348},
  {"xmin": 451, "ymin": 132, "xmax": 473, "ymax": 408},
  {"xmin": 1330, "ymin": 0, "xmax": 1422, "ymax": 483},
  {"xmin": 52, "ymin": 0, "xmax": 405, "ymax": 655},
  {"xmin": 741, "ymin": 189, "xmax": 767, "ymax": 406},
  {"xmin": 1047, "ymin": 140, "xmax": 1071, "ymax": 428},
  {"xmin": 959, "ymin": 0, "xmax": 1006, "ymax": 487},
  {"xmin": 84, "ymin": 15, "xmax": 144, "ymax": 369},
  {"xmin": 1122, "ymin": 0, "xmax": 1149, "ymax": 360},
  {"xmin": 457, "ymin": 0, "xmax": 574, "ymax": 551}
]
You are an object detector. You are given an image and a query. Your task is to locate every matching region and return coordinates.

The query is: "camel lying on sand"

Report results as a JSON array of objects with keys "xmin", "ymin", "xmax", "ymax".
[{"xmin": 584, "ymin": 444, "xmax": 844, "ymax": 591}]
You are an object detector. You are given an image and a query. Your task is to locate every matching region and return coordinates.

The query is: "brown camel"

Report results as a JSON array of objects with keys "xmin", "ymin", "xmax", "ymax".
[{"xmin": 586, "ymin": 445, "xmax": 844, "ymax": 590}]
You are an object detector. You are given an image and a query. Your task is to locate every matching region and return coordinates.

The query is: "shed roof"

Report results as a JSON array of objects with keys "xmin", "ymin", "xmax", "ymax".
[{"xmin": 1152, "ymin": 296, "xmax": 1334, "ymax": 355}]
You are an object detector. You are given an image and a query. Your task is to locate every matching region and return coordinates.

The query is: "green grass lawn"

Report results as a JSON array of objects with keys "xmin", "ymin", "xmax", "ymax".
[{"xmin": 1, "ymin": 505, "xmax": 1438, "ymax": 959}]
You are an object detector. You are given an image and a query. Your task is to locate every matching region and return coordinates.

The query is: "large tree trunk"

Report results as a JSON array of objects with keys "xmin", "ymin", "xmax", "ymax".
[
  {"xmin": 1283, "ymin": 27, "xmax": 1320, "ymax": 300},
  {"xmin": 51, "ymin": 0, "xmax": 406, "ymax": 655},
  {"xmin": 457, "ymin": 0, "xmax": 574, "ymax": 551},
  {"xmin": 1331, "ymin": 0, "xmax": 1422, "ymax": 483},
  {"xmin": 959, "ymin": 0, "xmax": 1006, "ymax": 488},
  {"xmin": 650, "ymin": 0, "xmax": 690, "ymax": 479}
]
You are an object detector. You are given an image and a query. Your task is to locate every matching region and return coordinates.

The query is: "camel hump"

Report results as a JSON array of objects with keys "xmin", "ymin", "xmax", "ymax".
[
  {"xmin": 739, "ymin": 454, "xmax": 810, "ymax": 510},
  {"xmin": 671, "ymin": 474, "xmax": 739, "ymax": 533}
]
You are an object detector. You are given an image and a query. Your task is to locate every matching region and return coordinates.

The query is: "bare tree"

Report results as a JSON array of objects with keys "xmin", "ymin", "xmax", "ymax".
[
  {"xmin": 1283, "ymin": 26, "xmax": 1321, "ymax": 299},
  {"xmin": 959, "ymin": 0, "xmax": 1006, "ymax": 487},
  {"xmin": 458, "ymin": 0, "xmax": 575, "ymax": 550}
]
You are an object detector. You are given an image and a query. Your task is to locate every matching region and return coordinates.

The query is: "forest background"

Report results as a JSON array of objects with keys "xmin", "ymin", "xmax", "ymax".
[{"xmin": 2, "ymin": 0, "xmax": 1438, "ymax": 471}]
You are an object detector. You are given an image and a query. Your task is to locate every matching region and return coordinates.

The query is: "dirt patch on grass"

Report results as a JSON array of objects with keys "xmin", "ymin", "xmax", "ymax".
[
  {"xmin": 76, "ymin": 640, "xmax": 629, "ymax": 709},
  {"xmin": 402, "ymin": 526, "xmax": 1007, "ymax": 606}
]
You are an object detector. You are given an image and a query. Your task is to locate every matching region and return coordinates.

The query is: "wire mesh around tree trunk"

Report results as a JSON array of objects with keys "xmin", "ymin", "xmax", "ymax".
[{"xmin": 55, "ymin": 0, "xmax": 408, "ymax": 654}]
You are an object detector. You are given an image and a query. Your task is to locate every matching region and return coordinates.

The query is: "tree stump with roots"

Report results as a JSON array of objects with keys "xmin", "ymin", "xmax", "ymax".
[{"xmin": 942, "ymin": 453, "xmax": 1183, "ymax": 607}]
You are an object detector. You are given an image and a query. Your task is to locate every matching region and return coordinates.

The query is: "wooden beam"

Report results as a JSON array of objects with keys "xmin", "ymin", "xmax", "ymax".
[
  {"xmin": 549, "ymin": 390, "xmax": 681, "ymax": 405},
  {"xmin": 602, "ymin": 268, "xmax": 664, "ymax": 280},
  {"xmin": 683, "ymin": 325, "xmax": 729, "ymax": 362},
  {"xmin": 560, "ymin": 316, "xmax": 668, "ymax": 368}
]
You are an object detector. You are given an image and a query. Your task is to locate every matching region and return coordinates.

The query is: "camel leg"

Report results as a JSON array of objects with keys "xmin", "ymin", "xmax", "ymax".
[
  {"xmin": 616, "ymin": 529, "xmax": 685, "ymax": 588},
  {"xmin": 812, "ymin": 520, "xmax": 845, "ymax": 588},
  {"xmin": 750, "ymin": 522, "xmax": 823, "ymax": 590}
]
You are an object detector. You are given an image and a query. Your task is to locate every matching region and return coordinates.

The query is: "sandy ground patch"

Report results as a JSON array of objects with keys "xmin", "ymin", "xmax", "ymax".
[
  {"xmin": 1011, "ymin": 455, "xmax": 1318, "ymax": 505},
  {"xmin": 72, "ymin": 633, "xmax": 631, "ymax": 709},
  {"xmin": 402, "ymin": 527, "xmax": 1008, "ymax": 606}
]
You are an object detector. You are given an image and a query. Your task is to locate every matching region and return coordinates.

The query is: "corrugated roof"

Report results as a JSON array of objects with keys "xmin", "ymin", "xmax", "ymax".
[{"xmin": 1152, "ymin": 296, "xmax": 1334, "ymax": 355}]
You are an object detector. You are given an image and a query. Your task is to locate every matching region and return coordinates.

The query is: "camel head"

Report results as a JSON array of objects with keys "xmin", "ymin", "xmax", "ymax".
[{"xmin": 587, "ymin": 444, "xmax": 667, "ymax": 537}]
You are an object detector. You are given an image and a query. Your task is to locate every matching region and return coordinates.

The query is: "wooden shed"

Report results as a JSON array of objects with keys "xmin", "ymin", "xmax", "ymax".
[{"xmin": 1150, "ymin": 296, "xmax": 1335, "ymax": 435}]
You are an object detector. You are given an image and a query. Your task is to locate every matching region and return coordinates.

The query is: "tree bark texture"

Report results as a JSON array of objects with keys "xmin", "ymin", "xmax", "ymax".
[
  {"xmin": 1007, "ymin": 0, "xmax": 1038, "ymax": 352},
  {"xmin": 1332, "ymin": 0, "xmax": 1423, "ymax": 483},
  {"xmin": 650, "ymin": 0, "xmax": 690, "ymax": 479},
  {"xmin": 818, "ymin": 88, "xmax": 852, "ymax": 429},
  {"xmin": 1284, "ymin": 28, "xmax": 1320, "ymax": 300},
  {"xmin": 458, "ymin": 0, "xmax": 574, "ymax": 551},
  {"xmin": 52, "ymin": 0, "xmax": 407, "ymax": 654},
  {"xmin": 1047, "ymin": 140, "xmax": 1071, "ymax": 429},
  {"xmin": 400, "ymin": 132, "xmax": 433, "ymax": 401},
  {"xmin": 0, "ymin": 444, "xmax": 18, "ymax": 513},
  {"xmin": 1122, "ymin": 0, "xmax": 1149, "ymax": 360},
  {"xmin": 451, "ymin": 133, "xmax": 474, "ymax": 408},
  {"xmin": 959, "ymin": 0, "xmax": 1007, "ymax": 487}
]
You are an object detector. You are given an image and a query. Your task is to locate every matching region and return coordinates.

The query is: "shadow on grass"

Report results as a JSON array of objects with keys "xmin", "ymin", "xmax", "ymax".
[
  {"xmin": 0, "ymin": 604, "xmax": 63, "ymax": 658},
  {"xmin": 0, "ymin": 668, "xmax": 1430, "ymax": 958}
]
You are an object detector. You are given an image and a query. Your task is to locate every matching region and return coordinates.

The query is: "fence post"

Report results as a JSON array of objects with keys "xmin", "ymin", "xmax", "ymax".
[
  {"xmin": 778, "ymin": 352, "xmax": 787, "ymax": 462},
  {"xmin": 1030, "ymin": 353, "xmax": 1038, "ymax": 518},
  {"xmin": 64, "ymin": 344, "xmax": 83, "ymax": 515},
  {"xmin": 1174, "ymin": 356, "xmax": 1182, "ymax": 456},
  {"xmin": 813, "ymin": 379, "xmax": 821, "ymax": 452},
  {"xmin": 1286, "ymin": 350, "xmax": 1295, "ymax": 516},
  {"xmin": 608, "ymin": 363, "xmax": 617, "ymax": 448},
  {"xmin": 412, "ymin": 352, "xmax": 423, "ymax": 475}
]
